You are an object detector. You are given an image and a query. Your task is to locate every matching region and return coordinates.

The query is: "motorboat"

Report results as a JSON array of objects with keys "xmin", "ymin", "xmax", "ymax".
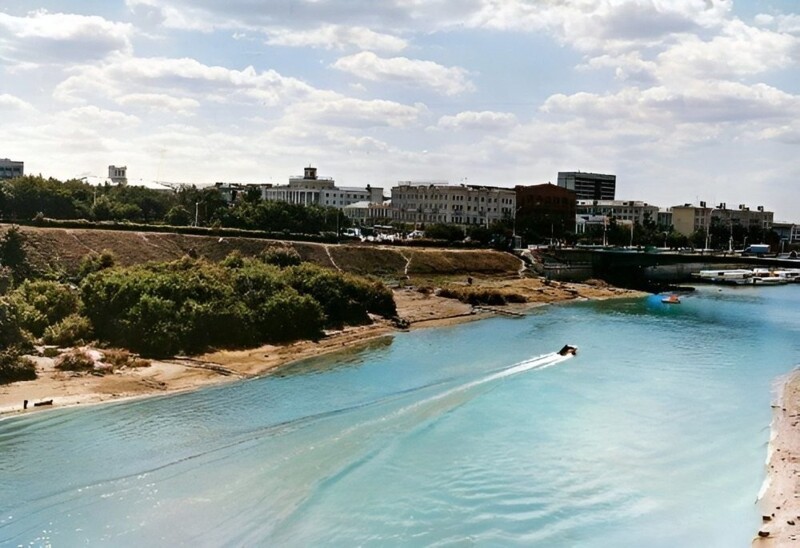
[
  {"xmin": 693, "ymin": 269, "xmax": 754, "ymax": 285},
  {"xmin": 775, "ymin": 269, "xmax": 800, "ymax": 283},
  {"xmin": 661, "ymin": 294, "xmax": 681, "ymax": 304},
  {"xmin": 752, "ymin": 268, "xmax": 788, "ymax": 285},
  {"xmin": 558, "ymin": 344, "xmax": 578, "ymax": 356}
]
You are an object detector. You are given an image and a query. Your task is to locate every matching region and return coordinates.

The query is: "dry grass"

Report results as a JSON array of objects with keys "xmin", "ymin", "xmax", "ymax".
[{"xmin": 5, "ymin": 225, "xmax": 524, "ymax": 281}]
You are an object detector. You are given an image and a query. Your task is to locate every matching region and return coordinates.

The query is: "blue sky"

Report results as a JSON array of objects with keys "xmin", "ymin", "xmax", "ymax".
[{"xmin": 1, "ymin": 0, "xmax": 799, "ymax": 219}]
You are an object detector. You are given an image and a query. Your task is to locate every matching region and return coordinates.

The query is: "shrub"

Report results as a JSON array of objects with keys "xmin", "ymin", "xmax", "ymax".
[
  {"xmin": 79, "ymin": 257, "xmax": 392, "ymax": 356},
  {"xmin": 220, "ymin": 250, "xmax": 245, "ymax": 269},
  {"xmin": 9, "ymin": 280, "xmax": 81, "ymax": 337},
  {"xmin": 102, "ymin": 348, "xmax": 151, "ymax": 369},
  {"xmin": 55, "ymin": 348, "xmax": 96, "ymax": 372},
  {"xmin": 42, "ymin": 314, "xmax": 93, "ymax": 346},
  {"xmin": 77, "ymin": 250, "xmax": 116, "ymax": 279},
  {"xmin": 0, "ymin": 350, "xmax": 36, "ymax": 384},
  {"xmin": 0, "ymin": 298, "xmax": 33, "ymax": 351},
  {"xmin": 260, "ymin": 246, "xmax": 302, "ymax": 268},
  {"xmin": 285, "ymin": 263, "xmax": 396, "ymax": 328}
]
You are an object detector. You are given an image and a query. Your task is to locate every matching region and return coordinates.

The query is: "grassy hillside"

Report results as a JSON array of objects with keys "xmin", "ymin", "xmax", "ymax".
[{"xmin": 2, "ymin": 225, "xmax": 521, "ymax": 280}]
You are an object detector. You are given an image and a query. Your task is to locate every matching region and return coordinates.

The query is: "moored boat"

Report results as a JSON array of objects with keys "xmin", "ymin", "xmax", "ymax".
[
  {"xmin": 661, "ymin": 294, "xmax": 681, "ymax": 304},
  {"xmin": 694, "ymin": 269, "xmax": 754, "ymax": 285}
]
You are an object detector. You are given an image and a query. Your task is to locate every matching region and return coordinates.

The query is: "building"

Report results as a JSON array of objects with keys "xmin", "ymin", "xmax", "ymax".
[
  {"xmin": 657, "ymin": 209, "xmax": 673, "ymax": 229},
  {"xmin": 515, "ymin": 183, "xmax": 576, "ymax": 236},
  {"xmin": 773, "ymin": 222, "xmax": 800, "ymax": 244},
  {"xmin": 576, "ymin": 199, "xmax": 661, "ymax": 226},
  {"xmin": 0, "ymin": 158, "xmax": 24, "ymax": 180},
  {"xmin": 342, "ymin": 200, "xmax": 393, "ymax": 225},
  {"xmin": 214, "ymin": 182, "xmax": 272, "ymax": 204},
  {"xmin": 671, "ymin": 203, "xmax": 713, "ymax": 236},
  {"xmin": 670, "ymin": 202, "xmax": 773, "ymax": 237},
  {"xmin": 391, "ymin": 182, "xmax": 516, "ymax": 226},
  {"xmin": 108, "ymin": 165, "xmax": 127, "ymax": 185},
  {"xmin": 262, "ymin": 166, "xmax": 383, "ymax": 209},
  {"xmin": 557, "ymin": 171, "xmax": 616, "ymax": 200}
]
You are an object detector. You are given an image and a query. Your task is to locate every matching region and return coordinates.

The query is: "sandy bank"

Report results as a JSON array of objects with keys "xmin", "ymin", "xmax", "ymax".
[
  {"xmin": 754, "ymin": 369, "xmax": 800, "ymax": 546},
  {"xmin": 0, "ymin": 276, "xmax": 643, "ymax": 419}
]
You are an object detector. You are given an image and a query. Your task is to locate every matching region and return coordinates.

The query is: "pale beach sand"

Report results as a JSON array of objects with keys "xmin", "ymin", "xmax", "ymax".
[{"xmin": 753, "ymin": 368, "xmax": 800, "ymax": 546}]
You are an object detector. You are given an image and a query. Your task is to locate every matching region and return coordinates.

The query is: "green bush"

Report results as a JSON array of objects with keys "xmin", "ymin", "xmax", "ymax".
[
  {"xmin": 9, "ymin": 280, "xmax": 81, "ymax": 337},
  {"xmin": 285, "ymin": 263, "xmax": 397, "ymax": 328},
  {"xmin": 260, "ymin": 246, "xmax": 302, "ymax": 268},
  {"xmin": 79, "ymin": 257, "xmax": 390, "ymax": 356},
  {"xmin": 42, "ymin": 314, "xmax": 93, "ymax": 346},
  {"xmin": 0, "ymin": 298, "xmax": 33, "ymax": 351},
  {"xmin": 77, "ymin": 250, "xmax": 116, "ymax": 279},
  {"xmin": 0, "ymin": 350, "xmax": 36, "ymax": 384}
]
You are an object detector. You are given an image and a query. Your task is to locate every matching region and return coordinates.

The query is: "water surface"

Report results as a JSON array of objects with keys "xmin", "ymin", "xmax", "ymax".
[{"xmin": 1, "ymin": 285, "xmax": 799, "ymax": 547}]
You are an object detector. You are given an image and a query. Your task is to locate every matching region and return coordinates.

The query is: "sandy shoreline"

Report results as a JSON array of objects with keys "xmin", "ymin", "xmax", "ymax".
[
  {"xmin": 0, "ymin": 277, "xmax": 641, "ymax": 419},
  {"xmin": 753, "ymin": 368, "xmax": 800, "ymax": 546}
]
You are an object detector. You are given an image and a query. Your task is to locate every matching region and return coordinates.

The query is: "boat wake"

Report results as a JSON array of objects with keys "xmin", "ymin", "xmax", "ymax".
[{"xmin": 0, "ymin": 350, "xmax": 579, "ymax": 546}]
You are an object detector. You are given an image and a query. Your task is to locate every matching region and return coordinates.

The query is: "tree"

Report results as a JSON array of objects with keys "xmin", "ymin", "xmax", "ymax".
[
  {"xmin": 164, "ymin": 205, "xmax": 192, "ymax": 226},
  {"xmin": 0, "ymin": 226, "xmax": 31, "ymax": 281},
  {"xmin": 424, "ymin": 223, "xmax": 465, "ymax": 241}
]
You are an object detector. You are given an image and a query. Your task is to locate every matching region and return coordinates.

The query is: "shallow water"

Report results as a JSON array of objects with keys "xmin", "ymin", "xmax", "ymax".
[{"xmin": 2, "ymin": 285, "xmax": 799, "ymax": 547}]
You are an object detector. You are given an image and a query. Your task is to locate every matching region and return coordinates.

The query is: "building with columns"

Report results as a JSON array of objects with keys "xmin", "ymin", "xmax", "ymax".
[{"xmin": 262, "ymin": 166, "xmax": 383, "ymax": 209}]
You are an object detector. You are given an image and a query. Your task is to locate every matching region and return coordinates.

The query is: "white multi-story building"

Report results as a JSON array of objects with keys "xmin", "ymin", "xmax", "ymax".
[
  {"xmin": 391, "ymin": 182, "xmax": 516, "ymax": 226},
  {"xmin": 262, "ymin": 166, "xmax": 383, "ymax": 209},
  {"xmin": 108, "ymin": 165, "xmax": 127, "ymax": 184},
  {"xmin": 576, "ymin": 200, "xmax": 661, "ymax": 226},
  {"xmin": 0, "ymin": 158, "xmax": 24, "ymax": 180}
]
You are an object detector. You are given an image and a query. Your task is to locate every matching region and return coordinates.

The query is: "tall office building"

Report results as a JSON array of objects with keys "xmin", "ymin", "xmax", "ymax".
[{"xmin": 557, "ymin": 171, "xmax": 616, "ymax": 200}]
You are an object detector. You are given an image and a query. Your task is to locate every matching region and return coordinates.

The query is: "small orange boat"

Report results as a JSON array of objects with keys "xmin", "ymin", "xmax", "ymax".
[{"xmin": 661, "ymin": 294, "xmax": 681, "ymax": 304}]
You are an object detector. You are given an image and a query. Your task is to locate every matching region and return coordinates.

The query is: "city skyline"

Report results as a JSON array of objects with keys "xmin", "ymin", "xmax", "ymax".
[{"xmin": 1, "ymin": 1, "xmax": 799, "ymax": 219}]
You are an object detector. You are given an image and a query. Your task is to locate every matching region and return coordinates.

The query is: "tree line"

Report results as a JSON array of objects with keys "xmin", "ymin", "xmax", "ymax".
[{"xmin": 0, "ymin": 175, "xmax": 351, "ymax": 234}]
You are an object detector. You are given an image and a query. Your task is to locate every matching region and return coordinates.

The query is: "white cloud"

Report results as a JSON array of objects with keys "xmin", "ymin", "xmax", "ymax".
[
  {"xmin": 436, "ymin": 110, "xmax": 518, "ymax": 131},
  {"xmin": 54, "ymin": 56, "xmax": 316, "ymax": 107},
  {"xmin": 333, "ymin": 51, "xmax": 474, "ymax": 96},
  {"xmin": 0, "ymin": 94, "xmax": 35, "ymax": 111},
  {"xmin": 656, "ymin": 19, "xmax": 799, "ymax": 79},
  {"xmin": 755, "ymin": 13, "xmax": 800, "ymax": 34},
  {"xmin": 468, "ymin": 0, "xmax": 732, "ymax": 51},
  {"xmin": 542, "ymin": 82, "xmax": 800, "ymax": 130},
  {"xmin": 116, "ymin": 93, "xmax": 200, "ymax": 114},
  {"xmin": 60, "ymin": 106, "xmax": 141, "ymax": 129},
  {"xmin": 283, "ymin": 96, "xmax": 425, "ymax": 129},
  {"xmin": 0, "ymin": 10, "xmax": 132, "ymax": 65},
  {"xmin": 266, "ymin": 25, "xmax": 406, "ymax": 52}
]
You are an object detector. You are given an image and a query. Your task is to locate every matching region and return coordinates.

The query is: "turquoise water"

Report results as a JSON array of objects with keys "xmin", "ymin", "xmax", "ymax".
[{"xmin": 2, "ymin": 285, "xmax": 799, "ymax": 547}]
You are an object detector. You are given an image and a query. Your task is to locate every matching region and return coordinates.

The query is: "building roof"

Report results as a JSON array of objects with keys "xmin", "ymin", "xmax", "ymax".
[{"xmin": 78, "ymin": 176, "xmax": 173, "ymax": 192}]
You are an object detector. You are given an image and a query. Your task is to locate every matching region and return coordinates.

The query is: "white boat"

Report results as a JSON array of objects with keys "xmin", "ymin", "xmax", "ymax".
[
  {"xmin": 752, "ymin": 268, "xmax": 788, "ymax": 285},
  {"xmin": 775, "ymin": 269, "xmax": 800, "ymax": 283},
  {"xmin": 694, "ymin": 269, "xmax": 754, "ymax": 285}
]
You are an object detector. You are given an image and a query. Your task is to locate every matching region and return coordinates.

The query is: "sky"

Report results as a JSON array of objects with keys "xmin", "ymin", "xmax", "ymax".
[{"xmin": 1, "ymin": 0, "xmax": 799, "ymax": 219}]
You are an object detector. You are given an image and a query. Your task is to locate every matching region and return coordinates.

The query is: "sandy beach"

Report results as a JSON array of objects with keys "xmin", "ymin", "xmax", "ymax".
[
  {"xmin": 754, "ymin": 369, "xmax": 800, "ymax": 546},
  {"xmin": 0, "ymin": 277, "xmax": 641, "ymax": 418}
]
